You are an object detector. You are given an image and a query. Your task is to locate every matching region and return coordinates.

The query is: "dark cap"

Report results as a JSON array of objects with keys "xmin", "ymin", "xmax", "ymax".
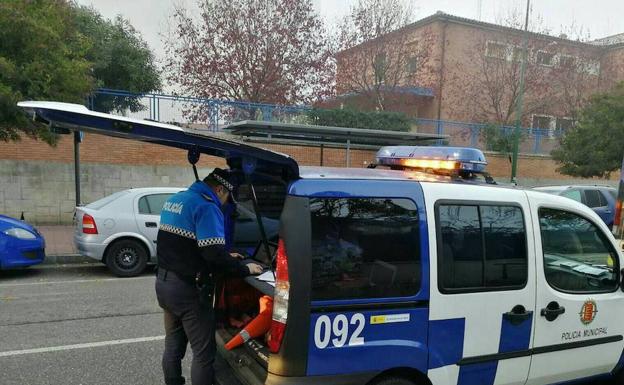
[{"xmin": 204, "ymin": 168, "xmax": 235, "ymax": 192}]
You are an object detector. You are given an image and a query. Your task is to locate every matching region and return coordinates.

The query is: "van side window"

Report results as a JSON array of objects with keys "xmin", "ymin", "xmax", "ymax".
[
  {"xmin": 539, "ymin": 208, "xmax": 619, "ymax": 293},
  {"xmin": 310, "ymin": 198, "xmax": 420, "ymax": 301},
  {"xmin": 437, "ymin": 204, "xmax": 527, "ymax": 292}
]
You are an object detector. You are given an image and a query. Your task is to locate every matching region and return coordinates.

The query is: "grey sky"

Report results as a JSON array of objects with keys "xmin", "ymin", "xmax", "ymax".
[{"xmin": 75, "ymin": 0, "xmax": 623, "ymax": 71}]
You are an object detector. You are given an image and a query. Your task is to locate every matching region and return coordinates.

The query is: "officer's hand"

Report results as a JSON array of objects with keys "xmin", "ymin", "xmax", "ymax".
[
  {"xmin": 247, "ymin": 263, "xmax": 263, "ymax": 275},
  {"xmin": 230, "ymin": 252, "xmax": 245, "ymax": 260}
]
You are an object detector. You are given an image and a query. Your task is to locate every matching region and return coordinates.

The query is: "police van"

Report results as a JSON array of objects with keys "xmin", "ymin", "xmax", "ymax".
[{"xmin": 19, "ymin": 101, "xmax": 624, "ymax": 385}]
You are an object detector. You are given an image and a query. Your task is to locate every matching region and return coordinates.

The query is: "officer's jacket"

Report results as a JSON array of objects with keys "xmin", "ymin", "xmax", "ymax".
[{"xmin": 157, "ymin": 180, "xmax": 248, "ymax": 280}]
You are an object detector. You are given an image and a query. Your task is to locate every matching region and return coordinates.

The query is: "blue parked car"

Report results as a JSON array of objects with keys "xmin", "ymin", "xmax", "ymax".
[
  {"xmin": 533, "ymin": 185, "xmax": 617, "ymax": 227},
  {"xmin": 0, "ymin": 214, "xmax": 46, "ymax": 269}
]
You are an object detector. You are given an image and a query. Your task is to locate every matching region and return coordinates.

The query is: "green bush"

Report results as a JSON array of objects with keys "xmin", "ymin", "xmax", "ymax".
[
  {"xmin": 307, "ymin": 108, "xmax": 411, "ymax": 131},
  {"xmin": 481, "ymin": 124, "xmax": 519, "ymax": 153}
]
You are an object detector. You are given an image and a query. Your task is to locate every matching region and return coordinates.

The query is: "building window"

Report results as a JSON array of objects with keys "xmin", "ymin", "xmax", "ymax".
[
  {"xmin": 437, "ymin": 203, "xmax": 527, "ymax": 293},
  {"xmin": 536, "ymin": 51, "xmax": 555, "ymax": 66},
  {"xmin": 579, "ymin": 59, "xmax": 601, "ymax": 75},
  {"xmin": 511, "ymin": 46, "xmax": 525, "ymax": 62},
  {"xmin": 556, "ymin": 117, "xmax": 574, "ymax": 132},
  {"xmin": 310, "ymin": 197, "xmax": 421, "ymax": 300},
  {"xmin": 539, "ymin": 208, "xmax": 618, "ymax": 293},
  {"xmin": 532, "ymin": 115, "xmax": 552, "ymax": 130},
  {"xmin": 406, "ymin": 56, "xmax": 418, "ymax": 74},
  {"xmin": 559, "ymin": 55, "xmax": 576, "ymax": 69},
  {"xmin": 485, "ymin": 41, "xmax": 507, "ymax": 60}
]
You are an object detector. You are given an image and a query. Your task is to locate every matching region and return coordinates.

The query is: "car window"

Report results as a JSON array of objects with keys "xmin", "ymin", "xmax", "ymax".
[
  {"xmin": 584, "ymin": 189, "xmax": 604, "ymax": 208},
  {"xmin": 598, "ymin": 190, "xmax": 609, "ymax": 206},
  {"xmin": 85, "ymin": 190, "xmax": 130, "ymax": 210},
  {"xmin": 560, "ymin": 189, "xmax": 582, "ymax": 203},
  {"xmin": 309, "ymin": 197, "xmax": 421, "ymax": 301},
  {"xmin": 437, "ymin": 204, "xmax": 527, "ymax": 293},
  {"xmin": 138, "ymin": 194, "xmax": 174, "ymax": 215},
  {"xmin": 539, "ymin": 208, "xmax": 618, "ymax": 293}
]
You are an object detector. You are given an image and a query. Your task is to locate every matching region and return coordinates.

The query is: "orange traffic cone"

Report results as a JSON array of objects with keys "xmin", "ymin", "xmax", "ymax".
[{"xmin": 225, "ymin": 295, "xmax": 273, "ymax": 350}]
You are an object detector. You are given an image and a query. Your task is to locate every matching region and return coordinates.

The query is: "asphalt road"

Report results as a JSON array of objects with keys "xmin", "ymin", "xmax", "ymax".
[
  {"xmin": 0, "ymin": 263, "xmax": 238, "ymax": 385},
  {"xmin": 0, "ymin": 263, "xmax": 616, "ymax": 385}
]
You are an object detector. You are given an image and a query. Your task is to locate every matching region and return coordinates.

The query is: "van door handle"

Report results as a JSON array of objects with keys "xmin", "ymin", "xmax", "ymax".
[
  {"xmin": 145, "ymin": 222, "xmax": 157, "ymax": 228},
  {"xmin": 504, "ymin": 305, "xmax": 532, "ymax": 325},
  {"xmin": 540, "ymin": 301, "xmax": 565, "ymax": 321}
]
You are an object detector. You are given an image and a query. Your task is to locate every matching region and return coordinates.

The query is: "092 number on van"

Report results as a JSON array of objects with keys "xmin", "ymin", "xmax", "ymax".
[{"xmin": 313, "ymin": 313, "xmax": 365, "ymax": 349}]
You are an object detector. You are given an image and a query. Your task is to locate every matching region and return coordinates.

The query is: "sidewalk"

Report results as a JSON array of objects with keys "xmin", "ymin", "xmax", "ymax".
[{"xmin": 37, "ymin": 225, "xmax": 94, "ymax": 264}]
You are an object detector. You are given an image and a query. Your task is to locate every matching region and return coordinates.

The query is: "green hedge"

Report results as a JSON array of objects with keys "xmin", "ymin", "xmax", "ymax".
[{"xmin": 307, "ymin": 108, "xmax": 411, "ymax": 132}]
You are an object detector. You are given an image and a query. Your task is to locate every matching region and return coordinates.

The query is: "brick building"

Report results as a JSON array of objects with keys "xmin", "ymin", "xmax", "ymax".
[{"xmin": 335, "ymin": 12, "xmax": 624, "ymax": 134}]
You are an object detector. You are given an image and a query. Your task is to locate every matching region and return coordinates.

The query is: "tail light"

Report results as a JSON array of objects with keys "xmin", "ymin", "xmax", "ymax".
[
  {"xmin": 82, "ymin": 213, "xmax": 98, "ymax": 234},
  {"xmin": 613, "ymin": 199, "xmax": 622, "ymax": 235},
  {"xmin": 267, "ymin": 238, "xmax": 289, "ymax": 353}
]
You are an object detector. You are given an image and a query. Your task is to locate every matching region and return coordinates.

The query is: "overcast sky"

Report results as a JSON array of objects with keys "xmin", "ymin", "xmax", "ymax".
[{"xmin": 75, "ymin": 0, "xmax": 624, "ymax": 70}]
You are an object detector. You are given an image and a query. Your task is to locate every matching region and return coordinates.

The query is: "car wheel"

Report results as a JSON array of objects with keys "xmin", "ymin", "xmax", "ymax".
[{"xmin": 105, "ymin": 239, "xmax": 148, "ymax": 277}]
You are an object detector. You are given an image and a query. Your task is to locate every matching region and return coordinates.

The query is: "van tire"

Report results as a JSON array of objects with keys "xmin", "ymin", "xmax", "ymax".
[
  {"xmin": 372, "ymin": 377, "xmax": 417, "ymax": 385},
  {"xmin": 105, "ymin": 239, "xmax": 148, "ymax": 277}
]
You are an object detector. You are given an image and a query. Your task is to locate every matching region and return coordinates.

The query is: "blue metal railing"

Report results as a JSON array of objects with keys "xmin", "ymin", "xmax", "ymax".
[{"xmin": 88, "ymin": 89, "xmax": 563, "ymax": 155}]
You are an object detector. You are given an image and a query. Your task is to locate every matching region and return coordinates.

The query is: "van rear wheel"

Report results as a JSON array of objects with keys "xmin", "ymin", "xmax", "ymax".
[
  {"xmin": 372, "ymin": 377, "xmax": 417, "ymax": 385},
  {"xmin": 105, "ymin": 239, "xmax": 148, "ymax": 277}
]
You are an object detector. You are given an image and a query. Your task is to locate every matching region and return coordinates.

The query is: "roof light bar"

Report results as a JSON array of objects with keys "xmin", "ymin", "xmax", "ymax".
[{"xmin": 375, "ymin": 146, "xmax": 488, "ymax": 175}]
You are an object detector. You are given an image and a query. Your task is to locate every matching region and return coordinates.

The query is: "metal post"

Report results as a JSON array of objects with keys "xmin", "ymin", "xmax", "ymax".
[
  {"xmin": 320, "ymin": 144, "xmax": 324, "ymax": 166},
  {"xmin": 346, "ymin": 139, "xmax": 351, "ymax": 167},
  {"xmin": 510, "ymin": 0, "xmax": 531, "ymax": 182},
  {"xmin": 74, "ymin": 131, "xmax": 81, "ymax": 206}
]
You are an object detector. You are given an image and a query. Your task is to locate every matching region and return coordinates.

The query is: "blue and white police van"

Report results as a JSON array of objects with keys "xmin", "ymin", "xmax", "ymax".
[{"xmin": 19, "ymin": 101, "xmax": 624, "ymax": 385}]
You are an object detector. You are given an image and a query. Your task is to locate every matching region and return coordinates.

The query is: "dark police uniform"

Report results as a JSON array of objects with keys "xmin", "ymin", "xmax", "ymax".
[{"xmin": 155, "ymin": 176, "xmax": 249, "ymax": 385}]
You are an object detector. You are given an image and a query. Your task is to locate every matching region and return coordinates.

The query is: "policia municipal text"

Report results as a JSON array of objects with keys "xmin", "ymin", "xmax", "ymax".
[{"xmin": 155, "ymin": 169, "xmax": 263, "ymax": 385}]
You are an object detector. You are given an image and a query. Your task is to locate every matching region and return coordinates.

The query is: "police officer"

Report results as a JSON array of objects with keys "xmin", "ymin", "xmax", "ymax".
[{"xmin": 155, "ymin": 168, "xmax": 263, "ymax": 385}]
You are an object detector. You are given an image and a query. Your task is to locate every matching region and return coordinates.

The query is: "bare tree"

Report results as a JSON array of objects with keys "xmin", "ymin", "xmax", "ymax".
[
  {"xmin": 164, "ymin": 0, "xmax": 334, "ymax": 122},
  {"xmin": 335, "ymin": 0, "xmax": 435, "ymax": 111},
  {"xmin": 455, "ymin": 11, "xmax": 602, "ymax": 127}
]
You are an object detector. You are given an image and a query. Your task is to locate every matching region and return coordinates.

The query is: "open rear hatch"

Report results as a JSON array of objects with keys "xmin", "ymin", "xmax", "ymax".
[
  {"xmin": 18, "ymin": 101, "xmax": 303, "ymax": 384},
  {"xmin": 17, "ymin": 101, "xmax": 299, "ymax": 180}
]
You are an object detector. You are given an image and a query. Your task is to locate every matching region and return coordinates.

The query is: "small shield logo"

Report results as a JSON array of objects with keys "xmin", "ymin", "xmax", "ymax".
[{"xmin": 580, "ymin": 300, "xmax": 598, "ymax": 325}]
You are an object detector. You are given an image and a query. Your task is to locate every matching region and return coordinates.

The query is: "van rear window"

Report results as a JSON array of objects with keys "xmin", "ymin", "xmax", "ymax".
[{"xmin": 310, "ymin": 198, "xmax": 421, "ymax": 301}]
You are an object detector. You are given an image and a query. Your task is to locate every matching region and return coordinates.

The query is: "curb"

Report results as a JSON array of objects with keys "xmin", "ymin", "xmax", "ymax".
[{"xmin": 43, "ymin": 254, "xmax": 98, "ymax": 265}]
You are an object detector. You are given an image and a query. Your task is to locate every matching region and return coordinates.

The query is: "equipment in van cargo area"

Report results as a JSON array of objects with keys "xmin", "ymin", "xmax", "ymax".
[
  {"xmin": 19, "ymin": 101, "xmax": 624, "ymax": 385},
  {"xmin": 225, "ymin": 295, "xmax": 273, "ymax": 350}
]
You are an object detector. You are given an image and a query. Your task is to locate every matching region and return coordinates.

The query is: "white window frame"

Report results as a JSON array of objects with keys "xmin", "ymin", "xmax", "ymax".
[
  {"xmin": 531, "ymin": 114, "xmax": 556, "ymax": 137},
  {"xmin": 511, "ymin": 45, "xmax": 525, "ymax": 62},
  {"xmin": 536, "ymin": 50, "xmax": 555, "ymax": 67},
  {"xmin": 485, "ymin": 41, "xmax": 508, "ymax": 60},
  {"xmin": 558, "ymin": 54, "xmax": 576, "ymax": 69},
  {"xmin": 555, "ymin": 116, "xmax": 574, "ymax": 134}
]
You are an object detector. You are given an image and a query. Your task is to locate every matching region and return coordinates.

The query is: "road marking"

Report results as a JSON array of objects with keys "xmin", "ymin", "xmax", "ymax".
[
  {"xmin": 0, "ymin": 276, "xmax": 154, "ymax": 288},
  {"xmin": 0, "ymin": 336, "xmax": 165, "ymax": 358}
]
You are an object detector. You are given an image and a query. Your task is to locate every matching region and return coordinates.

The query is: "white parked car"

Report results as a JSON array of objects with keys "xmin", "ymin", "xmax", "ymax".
[{"xmin": 74, "ymin": 187, "xmax": 279, "ymax": 277}]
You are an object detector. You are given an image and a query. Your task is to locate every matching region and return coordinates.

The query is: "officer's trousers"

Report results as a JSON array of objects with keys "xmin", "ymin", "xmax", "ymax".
[{"xmin": 155, "ymin": 268, "xmax": 215, "ymax": 385}]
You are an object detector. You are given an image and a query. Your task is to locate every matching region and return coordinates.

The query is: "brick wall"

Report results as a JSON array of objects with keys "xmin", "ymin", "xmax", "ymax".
[{"xmin": 1, "ymin": 132, "xmax": 616, "ymax": 224}]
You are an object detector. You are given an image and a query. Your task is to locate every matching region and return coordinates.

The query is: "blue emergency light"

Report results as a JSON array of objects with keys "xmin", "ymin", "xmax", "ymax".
[{"xmin": 374, "ymin": 146, "xmax": 488, "ymax": 174}]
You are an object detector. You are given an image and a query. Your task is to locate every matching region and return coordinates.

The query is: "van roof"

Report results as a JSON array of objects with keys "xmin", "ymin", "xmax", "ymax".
[
  {"xmin": 298, "ymin": 166, "xmax": 522, "ymax": 189},
  {"xmin": 299, "ymin": 166, "xmax": 446, "ymax": 181}
]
